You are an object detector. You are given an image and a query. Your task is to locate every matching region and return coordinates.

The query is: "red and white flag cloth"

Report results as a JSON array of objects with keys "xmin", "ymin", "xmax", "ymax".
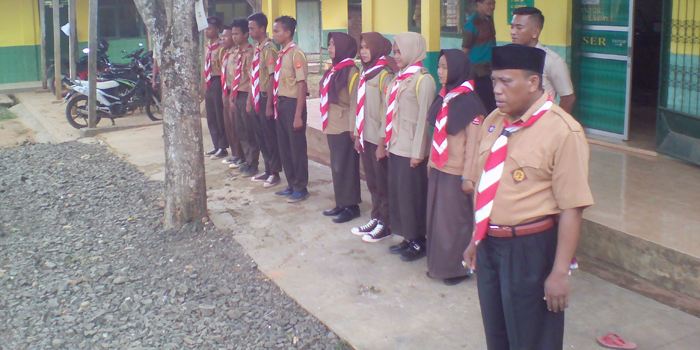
[
  {"xmin": 320, "ymin": 58, "xmax": 355, "ymax": 131},
  {"xmin": 355, "ymin": 56, "xmax": 388, "ymax": 149},
  {"xmin": 385, "ymin": 62, "xmax": 423, "ymax": 146},
  {"xmin": 220, "ymin": 49, "xmax": 231, "ymax": 96},
  {"xmin": 251, "ymin": 40, "xmax": 269, "ymax": 114},
  {"xmin": 204, "ymin": 42, "xmax": 221, "ymax": 88},
  {"xmin": 273, "ymin": 43, "xmax": 296, "ymax": 119},
  {"xmin": 430, "ymin": 80, "xmax": 475, "ymax": 168},
  {"xmin": 472, "ymin": 95, "xmax": 554, "ymax": 245},
  {"xmin": 231, "ymin": 43, "xmax": 251, "ymax": 98}
]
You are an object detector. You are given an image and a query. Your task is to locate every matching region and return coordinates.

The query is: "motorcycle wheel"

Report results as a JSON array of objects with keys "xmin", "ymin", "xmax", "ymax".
[
  {"xmin": 145, "ymin": 92, "xmax": 162, "ymax": 121},
  {"xmin": 65, "ymin": 95, "xmax": 101, "ymax": 129}
]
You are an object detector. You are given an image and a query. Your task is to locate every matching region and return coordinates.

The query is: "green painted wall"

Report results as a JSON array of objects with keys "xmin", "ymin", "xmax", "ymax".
[{"xmin": 0, "ymin": 45, "xmax": 41, "ymax": 84}]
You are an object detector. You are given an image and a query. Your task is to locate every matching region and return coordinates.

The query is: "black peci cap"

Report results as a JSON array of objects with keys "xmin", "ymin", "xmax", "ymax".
[
  {"xmin": 492, "ymin": 44, "xmax": 546, "ymax": 74},
  {"xmin": 207, "ymin": 16, "xmax": 223, "ymax": 30}
]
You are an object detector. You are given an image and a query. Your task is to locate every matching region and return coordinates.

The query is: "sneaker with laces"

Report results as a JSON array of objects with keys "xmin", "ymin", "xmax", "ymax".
[
  {"xmin": 241, "ymin": 167, "xmax": 258, "ymax": 178},
  {"xmin": 286, "ymin": 191, "xmax": 309, "ymax": 203},
  {"xmin": 222, "ymin": 156, "xmax": 238, "ymax": 164},
  {"xmin": 228, "ymin": 158, "xmax": 246, "ymax": 169},
  {"xmin": 362, "ymin": 222, "xmax": 391, "ymax": 243},
  {"xmin": 251, "ymin": 172, "xmax": 269, "ymax": 182},
  {"xmin": 264, "ymin": 174, "xmax": 281, "ymax": 188},
  {"xmin": 351, "ymin": 218, "xmax": 378, "ymax": 236},
  {"xmin": 211, "ymin": 149, "xmax": 228, "ymax": 160},
  {"xmin": 275, "ymin": 188, "xmax": 294, "ymax": 196},
  {"xmin": 205, "ymin": 149, "xmax": 218, "ymax": 156},
  {"xmin": 237, "ymin": 164, "xmax": 250, "ymax": 173}
]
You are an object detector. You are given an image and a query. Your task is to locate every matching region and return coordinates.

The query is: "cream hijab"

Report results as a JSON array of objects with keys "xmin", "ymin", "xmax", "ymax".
[{"xmin": 393, "ymin": 32, "xmax": 427, "ymax": 70}]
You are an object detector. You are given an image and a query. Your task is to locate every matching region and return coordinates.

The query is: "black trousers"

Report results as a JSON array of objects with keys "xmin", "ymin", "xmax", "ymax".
[
  {"xmin": 327, "ymin": 132, "xmax": 361, "ymax": 207},
  {"xmin": 475, "ymin": 74, "xmax": 497, "ymax": 114},
  {"xmin": 253, "ymin": 94, "xmax": 282, "ymax": 174},
  {"xmin": 360, "ymin": 141, "xmax": 390, "ymax": 225},
  {"xmin": 205, "ymin": 76, "xmax": 228, "ymax": 150},
  {"xmin": 234, "ymin": 92, "xmax": 259, "ymax": 169},
  {"xmin": 387, "ymin": 154, "xmax": 427, "ymax": 241},
  {"xmin": 476, "ymin": 227, "xmax": 565, "ymax": 350},
  {"xmin": 276, "ymin": 96, "xmax": 308, "ymax": 193}
]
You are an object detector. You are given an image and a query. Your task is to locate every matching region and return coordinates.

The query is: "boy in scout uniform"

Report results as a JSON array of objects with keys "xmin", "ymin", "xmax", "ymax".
[
  {"xmin": 247, "ymin": 12, "xmax": 282, "ymax": 188},
  {"xmin": 271, "ymin": 16, "xmax": 310, "ymax": 203},
  {"xmin": 510, "ymin": 7, "xmax": 576, "ymax": 114},
  {"xmin": 462, "ymin": 44, "xmax": 594, "ymax": 350},
  {"xmin": 220, "ymin": 24, "xmax": 245, "ymax": 168},
  {"xmin": 227, "ymin": 18, "xmax": 259, "ymax": 178},
  {"xmin": 203, "ymin": 17, "xmax": 229, "ymax": 160},
  {"xmin": 320, "ymin": 32, "xmax": 362, "ymax": 224}
]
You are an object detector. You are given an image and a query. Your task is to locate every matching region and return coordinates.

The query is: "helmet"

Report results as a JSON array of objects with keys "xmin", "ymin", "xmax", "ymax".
[{"xmin": 98, "ymin": 39, "xmax": 109, "ymax": 52}]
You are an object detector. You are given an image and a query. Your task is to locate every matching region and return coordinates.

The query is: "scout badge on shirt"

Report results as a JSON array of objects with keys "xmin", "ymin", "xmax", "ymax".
[{"xmin": 512, "ymin": 168, "xmax": 526, "ymax": 183}]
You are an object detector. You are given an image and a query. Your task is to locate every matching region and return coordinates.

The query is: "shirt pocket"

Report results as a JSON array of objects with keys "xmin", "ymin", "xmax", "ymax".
[
  {"xmin": 507, "ymin": 148, "xmax": 547, "ymax": 186},
  {"xmin": 399, "ymin": 119, "xmax": 416, "ymax": 141}
]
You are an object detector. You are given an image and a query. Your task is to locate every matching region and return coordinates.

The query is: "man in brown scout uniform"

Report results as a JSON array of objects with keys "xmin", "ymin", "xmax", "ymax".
[
  {"xmin": 271, "ymin": 16, "xmax": 310, "ymax": 203},
  {"xmin": 203, "ymin": 17, "xmax": 229, "ymax": 160},
  {"xmin": 220, "ymin": 24, "xmax": 245, "ymax": 168},
  {"xmin": 247, "ymin": 12, "xmax": 282, "ymax": 188},
  {"xmin": 462, "ymin": 44, "xmax": 594, "ymax": 350},
  {"xmin": 227, "ymin": 18, "xmax": 259, "ymax": 178}
]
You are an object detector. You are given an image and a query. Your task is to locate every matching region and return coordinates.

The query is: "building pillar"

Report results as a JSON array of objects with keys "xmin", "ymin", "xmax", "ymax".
[
  {"xmin": 421, "ymin": 0, "xmax": 441, "ymax": 83},
  {"xmin": 361, "ymin": 0, "xmax": 374, "ymax": 32}
]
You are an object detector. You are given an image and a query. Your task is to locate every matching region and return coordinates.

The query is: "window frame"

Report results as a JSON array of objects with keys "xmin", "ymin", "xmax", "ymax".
[
  {"xmin": 407, "ymin": 0, "xmax": 468, "ymax": 38},
  {"xmin": 97, "ymin": 0, "xmax": 145, "ymax": 40}
]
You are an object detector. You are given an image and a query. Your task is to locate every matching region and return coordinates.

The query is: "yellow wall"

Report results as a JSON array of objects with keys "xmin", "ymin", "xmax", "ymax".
[
  {"xmin": 322, "ymin": 0, "xmax": 348, "ymax": 30},
  {"xmin": 0, "ymin": 0, "xmax": 41, "ymax": 47},
  {"xmin": 263, "ymin": 0, "xmax": 296, "ymax": 22},
  {"xmin": 536, "ymin": 0, "xmax": 572, "ymax": 47},
  {"xmin": 367, "ymin": 0, "xmax": 409, "ymax": 35}
]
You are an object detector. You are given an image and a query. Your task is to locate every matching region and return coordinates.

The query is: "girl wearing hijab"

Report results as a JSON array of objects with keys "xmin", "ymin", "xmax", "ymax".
[
  {"xmin": 320, "ymin": 32, "xmax": 363, "ymax": 224},
  {"xmin": 426, "ymin": 49, "xmax": 485, "ymax": 285},
  {"xmin": 350, "ymin": 32, "xmax": 399, "ymax": 243},
  {"xmin": 384, "ymin": 32, "xmax": 436, "ymax": 262}
]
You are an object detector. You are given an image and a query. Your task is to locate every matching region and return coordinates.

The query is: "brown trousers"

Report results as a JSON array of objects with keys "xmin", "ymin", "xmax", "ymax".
[
  {"xmin": 223, "ymin": 91, "xmax": 244, "ymax": 159},
  {"xmin": 360, "ymin": 141, "xmax": 390, "ymax": 225}
]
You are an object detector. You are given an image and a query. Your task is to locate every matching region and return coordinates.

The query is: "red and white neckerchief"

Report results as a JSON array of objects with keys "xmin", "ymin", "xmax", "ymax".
[
  {"xmin": 204, "ymin": 41, "xmax": 221, "ymax": 88},
  {"xmin": 220, "ymin": 48, "xmax": 232, "ymax": 96},
  {"xmin": 251, "ymin": 39, "xmax": 269, "ymax": 114},
  {"xmin": 355, "ymin": 56, "xmax": 388, "ymax": 149},
  {"xmin": 320, "ymin": 58, "xmax": 356, "ymax": 131},
  {"xmin": 472, "ymin": 95, "xmax": 554, "ymax": 245},
  {"xmin": 273, "ymin": 42, "xmax": 296, "ymax": 119},
  {"xmin": 385, "ymin": 62, "xmax": 423, "ymax": 145},
  {"xmin": 231, "ymin": 43, "xmax": 252, "ymax": 98},
  {"xmin": 430, "ymin": 80, "xmax": 475, "ymax": 168}
]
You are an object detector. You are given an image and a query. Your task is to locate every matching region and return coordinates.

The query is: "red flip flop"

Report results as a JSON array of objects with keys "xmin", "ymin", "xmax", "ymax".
[{"xmin": 597, "ymin": 333, "xmax": 637, "ymax": 349}]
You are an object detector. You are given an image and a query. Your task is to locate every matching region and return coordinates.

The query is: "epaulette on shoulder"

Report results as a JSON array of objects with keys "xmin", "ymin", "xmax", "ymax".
[{"xmin": 549, "ymin": 105, "xmax": 584, "ymax": 132}]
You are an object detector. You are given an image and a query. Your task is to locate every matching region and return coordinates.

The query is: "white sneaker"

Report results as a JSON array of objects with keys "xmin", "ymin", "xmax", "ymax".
[
  {"xmin": 351, "ymin": 218, "xmax": 378, "ymax": 236},
  {"xmin": 362, "ymin": 222, "xmax": 391, "ymax": 243}
]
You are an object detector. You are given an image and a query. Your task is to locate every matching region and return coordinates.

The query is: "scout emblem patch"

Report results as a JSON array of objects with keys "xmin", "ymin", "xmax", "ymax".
[
  {"xmin": 512, "ymin": 168, "xmax": 526, "ymax": 183},
  {"xmin": 295, "ymin": 61, "xmax": 302, "ymax": 69},
  {"xmin": 268, "ymin": 57, "xmax": 274, "ymax": 65}
]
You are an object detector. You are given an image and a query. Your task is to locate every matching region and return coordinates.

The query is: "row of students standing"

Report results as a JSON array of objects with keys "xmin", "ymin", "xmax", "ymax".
[
  {"xmin": 202, "ymin": 13, "xmax": 311, "ymax": 204},
  {"xmin": 321, "ymin": 30, "xmax": 485, "ymax": 285}
]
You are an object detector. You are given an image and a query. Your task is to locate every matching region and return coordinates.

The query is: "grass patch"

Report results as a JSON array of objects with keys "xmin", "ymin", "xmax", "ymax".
[{"xmin": 0, "ymin": 107, "xmax": 17, "ymax": 121}]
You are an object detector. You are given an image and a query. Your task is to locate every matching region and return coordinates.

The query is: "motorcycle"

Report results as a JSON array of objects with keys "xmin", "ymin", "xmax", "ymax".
[{"xmin": 62, "ymin": 60, "xmax": 162, "ymax": 129}]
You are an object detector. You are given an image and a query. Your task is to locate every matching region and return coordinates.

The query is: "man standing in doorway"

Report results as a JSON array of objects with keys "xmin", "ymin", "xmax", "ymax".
[
  {"xmin": 463, "ymin": 44, "xmax": 594, "ymax": 349},
  {"xmin": 510, "ymin": 6, "xmax": 576, "ymax": 114},
  {"xmin": 462, "ymin": 0, "xmax": 497, "ymax": 112}
]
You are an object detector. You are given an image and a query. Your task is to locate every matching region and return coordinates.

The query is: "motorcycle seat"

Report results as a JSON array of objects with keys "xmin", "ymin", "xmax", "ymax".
[{"xmin": 77, "ymin": 80, "xmax": 120, "ymax": 90}]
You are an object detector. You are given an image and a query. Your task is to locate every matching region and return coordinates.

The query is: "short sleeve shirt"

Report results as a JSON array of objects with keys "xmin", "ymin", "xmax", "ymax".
[
  {"xmin": 462, "ymin": 13, "xmax": 496, "ymax": 77},
  {"xmin": 471, "ymin": 93, "xmax": 594, "ymax": 226},
  {"xmin": 277, "ymin": 42, "xmax": 309, "ymax": 98},
  {"xmin": 208, "ymin": 41, "xmax": 223, "ymax": 76},
  {"xmin": 537, "ymin": 42, "xmax": 574, "ymax": 100},
  {"xmin": 257, "ymin": 39, "xmax": 278, "ymax": 94}
]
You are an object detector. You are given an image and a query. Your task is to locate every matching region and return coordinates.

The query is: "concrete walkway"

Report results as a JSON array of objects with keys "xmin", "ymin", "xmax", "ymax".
[{"xmin": 10, "ymin": 91, "xmax": 700, "ymax": 350}]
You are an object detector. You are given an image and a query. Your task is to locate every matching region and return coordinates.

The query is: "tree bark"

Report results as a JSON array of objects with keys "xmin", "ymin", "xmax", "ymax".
[{"xmin": 133, "ymin": 0, "xmax": 208, "ymax": 230}]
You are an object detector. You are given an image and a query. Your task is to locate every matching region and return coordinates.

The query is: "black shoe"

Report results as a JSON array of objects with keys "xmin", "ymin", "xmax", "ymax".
[
  {"xmin": 323, "ymin": 206, "xmax": 344, "ymax": 217},
  {"xmin": 275, "ymin": 188, "xmax": 294, "ymax": 197},
  {"xmin": 241, "ymin": 167, "xmax": 258, "ymax": 178},
  {"xmin": 205, "ymin": 149, "xmax": 218, "ymax": 156},
  {"xmin": 237, "ymin": 164, "xmax": 250, "ymax": 173},
  {"xmin": 443, "ymin": 275, "xmax": 470, "ymax": 286},
  {"xmin": 362, "ymin": 222, "xmax": 391, "ymax": 243},
  {"xmin": 400, "ymin": 241, "xmax": 426, "ymax": 262},
  {"xmin": 389, "ymin": 240, "xmax": 411, "ymax": 254},
  {"xmin": 332, "ymin": 205, "xmax": 360, "ymax": 224},
  {"xmin": 211, "ymin": 149, "xmax": 228, "ymax": 160}
]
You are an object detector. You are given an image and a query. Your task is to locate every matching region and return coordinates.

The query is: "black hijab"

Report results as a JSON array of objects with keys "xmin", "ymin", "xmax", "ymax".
[
  {"xmin": 428, "ymin": 49, "xmax": 487, "ymax": 135},
  {"xmin": 324, "ymin": 32, "xmax": 357, "ymax": 105}
]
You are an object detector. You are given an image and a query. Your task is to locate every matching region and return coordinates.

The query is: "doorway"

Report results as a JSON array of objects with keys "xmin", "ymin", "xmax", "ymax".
[{"xmin": 628, "ymin": 0, "xmax": 663, "ymax": 151}]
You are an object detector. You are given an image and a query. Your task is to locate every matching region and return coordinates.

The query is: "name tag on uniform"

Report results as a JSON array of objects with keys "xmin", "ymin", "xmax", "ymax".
[
  {"xmin": 488, "ymin": 126, "xmax": 495, "ymax": 133},
  {"xmin": 368, "ymin": 82, "xmax": 378, "ymax": 87}
]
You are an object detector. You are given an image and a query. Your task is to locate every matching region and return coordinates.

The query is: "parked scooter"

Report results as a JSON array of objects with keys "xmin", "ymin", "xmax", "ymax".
[{"xmin": 62, "ymin": 60, "xmax": 162, "ymax": 129}]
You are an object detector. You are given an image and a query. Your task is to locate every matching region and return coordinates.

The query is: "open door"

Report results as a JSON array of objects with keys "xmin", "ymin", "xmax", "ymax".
[{"xmin": 574, "ymin": 0, "xmax": 634, "ymax": 140}]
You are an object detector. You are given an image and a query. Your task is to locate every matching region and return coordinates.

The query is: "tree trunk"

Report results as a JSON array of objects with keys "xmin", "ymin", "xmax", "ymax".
[
  {"xmin": 247, "ymin": 0, "xmax": 262, "ymax": 12},
  {"xmin": 133, "ymin": 0, "xmax": 208, "ymax": 230}
]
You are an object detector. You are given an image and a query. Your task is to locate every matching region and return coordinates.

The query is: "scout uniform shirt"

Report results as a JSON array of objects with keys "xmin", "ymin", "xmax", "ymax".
[
  {"xmin": 385, "ymin": 68, "xmax": 436, "ymax": 160},
  {"xmin": 277, "ymin": 42, "xmax": 309, "ymax": 98},
  {"xmin": 428, "ymin": 120, "xmax": 481, "ymax": 180},
  {"xmin": 471, "ymin": 93, "xmax": 594, "ymax": 226},
  {"xmin": 324, "ymin": 66, "xmax": 360, "ymax": 135},
  {"xmin": 355, "ymin": 68, "xmax": 395, "ymax": 145},
  {"xmin": 537, "ymin": 42, "xmax": 574, "ymax": 101},
  {"xmin": 226, "ymin": 43, "xmax": 254, "ymax": 96},
  {"xmin": 255, "ymin": 38, "xmax": 279, "ymax": 98},
  {"xmin": 207, "ymin": 41, "xmax": 223, "ymax": 77}
]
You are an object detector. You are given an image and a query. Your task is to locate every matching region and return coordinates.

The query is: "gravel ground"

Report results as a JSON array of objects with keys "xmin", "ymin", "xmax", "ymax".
[{"xmin": 0, "ymin": 142, "xmax": 348, "ymax": 350}]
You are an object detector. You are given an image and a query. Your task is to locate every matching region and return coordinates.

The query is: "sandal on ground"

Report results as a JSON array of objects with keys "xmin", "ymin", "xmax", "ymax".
[{"xmin": 597, "ymin": 333, "xmax": 637, "ymax": 349}]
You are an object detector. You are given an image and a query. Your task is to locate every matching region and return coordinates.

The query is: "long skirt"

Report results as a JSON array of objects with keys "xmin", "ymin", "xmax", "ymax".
[
  {"xmin": 426, "ymin": 168, "xmax": 474, "ymax": 279},
  {"xmin": 387, "ymin": 154, "xmax": 427, "ymax": 241},
  {"xmin": 327, "ymin": 132, "xmax": 361, "ymax": 207}
]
